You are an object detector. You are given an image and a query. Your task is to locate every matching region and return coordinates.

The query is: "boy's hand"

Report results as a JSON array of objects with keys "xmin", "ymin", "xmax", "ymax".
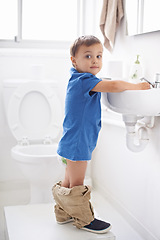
[{"xmin": 135, "ymin": 82, "xmax": 151, "ymax": 90}]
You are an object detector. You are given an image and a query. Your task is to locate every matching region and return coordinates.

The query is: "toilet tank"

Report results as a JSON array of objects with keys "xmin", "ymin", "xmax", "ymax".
[{"xmin": 3, "ymin": 79, "xmax": 58, "ymax": 113}]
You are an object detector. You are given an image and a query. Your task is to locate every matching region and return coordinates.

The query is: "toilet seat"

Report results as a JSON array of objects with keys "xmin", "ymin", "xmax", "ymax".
[
  {"xmin": 7, "ymin": 81, "xmax": 62, "ymax": 143},
  {"xmin": 11, "ymin": 143, "xmax": 58, "ymax": 163}
]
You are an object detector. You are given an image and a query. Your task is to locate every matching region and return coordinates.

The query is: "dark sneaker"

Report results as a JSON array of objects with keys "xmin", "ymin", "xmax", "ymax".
[{"xmin": 81, "ymin": 218, "xmax": 111, "ymax": 234}]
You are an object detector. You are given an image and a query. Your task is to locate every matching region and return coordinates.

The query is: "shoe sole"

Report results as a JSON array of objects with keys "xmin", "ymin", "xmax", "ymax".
[
  {"xmin": 81, "ymin": 224, "xmax": 112, "ymax": 234},
  {"xmin": 57, "ymin": 218, "xmax": 74, "ymax": 224}
]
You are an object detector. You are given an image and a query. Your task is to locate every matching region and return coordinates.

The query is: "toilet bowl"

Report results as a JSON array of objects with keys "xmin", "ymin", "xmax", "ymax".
[{"xmin": 3, "ymin": 79, "xmax": 64, "ymax": 203}]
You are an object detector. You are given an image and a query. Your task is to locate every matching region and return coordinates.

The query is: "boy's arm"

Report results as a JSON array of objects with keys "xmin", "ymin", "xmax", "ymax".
[{"xmin": 92, "ymin": 79, "xmax": 151, "ymax": 93}]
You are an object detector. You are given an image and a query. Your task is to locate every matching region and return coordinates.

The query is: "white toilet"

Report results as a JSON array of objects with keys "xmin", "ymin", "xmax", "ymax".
[{"xmin": 3, "ymin": 79, "xmax": 64, "ymax": 204}]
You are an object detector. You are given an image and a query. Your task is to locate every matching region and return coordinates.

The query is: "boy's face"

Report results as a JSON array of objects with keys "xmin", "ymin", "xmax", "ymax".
[{"xmin": 71, "ymin": 43, "xmax": 103, "ymax": 75}]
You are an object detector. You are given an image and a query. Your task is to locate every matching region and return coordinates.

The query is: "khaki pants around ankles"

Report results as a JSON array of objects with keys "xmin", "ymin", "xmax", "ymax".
[
  {"xmin": 52, "ymin": 182, "xmax": 94, "ymax": 229},
  {"xmin": 54, "ymin": 204, "xmax": 72, "ymax": 223}
]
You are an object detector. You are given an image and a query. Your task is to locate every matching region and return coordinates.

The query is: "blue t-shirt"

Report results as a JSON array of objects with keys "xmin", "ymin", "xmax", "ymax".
[{"xmin": 57, "ymin": 68, "xmax": 102, "ymax": 161}]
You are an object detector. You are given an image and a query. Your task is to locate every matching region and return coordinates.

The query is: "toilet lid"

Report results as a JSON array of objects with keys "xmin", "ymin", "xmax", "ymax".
[{"xmin": 7, "ymin": 81, "xmax": 62, "ymax": 142}]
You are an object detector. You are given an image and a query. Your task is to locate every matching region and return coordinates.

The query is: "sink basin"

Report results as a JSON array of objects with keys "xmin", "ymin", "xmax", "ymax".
[{"xmin": 102, "ymin": 88, "xmax": 160, "ymax": 116}]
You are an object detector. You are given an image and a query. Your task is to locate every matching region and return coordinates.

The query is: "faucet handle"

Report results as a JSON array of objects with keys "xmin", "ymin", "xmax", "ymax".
[
  {"xmin": 155, "ymin": 73, "xmax": 160, "ymax": 82},
  {"xmin": 154, "ymin": 73, "xmax": 160, "ymax": 88}
]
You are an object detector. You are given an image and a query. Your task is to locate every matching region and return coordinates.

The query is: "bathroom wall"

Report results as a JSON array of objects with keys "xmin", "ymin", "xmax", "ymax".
[{"xmin": 91, "ymin": 10, "xmax": 160, "ymax": 240}]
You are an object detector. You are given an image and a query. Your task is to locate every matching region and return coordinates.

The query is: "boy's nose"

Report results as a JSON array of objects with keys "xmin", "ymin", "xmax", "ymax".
[{"xmin": 92, "ymin": 57, "xmax": 97, "ymax": 64}]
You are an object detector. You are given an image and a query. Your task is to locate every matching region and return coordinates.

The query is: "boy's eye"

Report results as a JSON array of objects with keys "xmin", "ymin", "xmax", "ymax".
[
  {"xmin": 97, "ymin": 55, "xmax": 102, "ymax": 59},
  {"xmin": 86, "ymin": 55, "xmax": 91, "ymax": 59}
]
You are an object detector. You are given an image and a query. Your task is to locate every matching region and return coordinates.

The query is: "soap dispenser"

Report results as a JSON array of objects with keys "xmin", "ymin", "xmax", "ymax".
[{"xmin": 129, "ymin": 55, "xmax": 143, "ymax": 83}]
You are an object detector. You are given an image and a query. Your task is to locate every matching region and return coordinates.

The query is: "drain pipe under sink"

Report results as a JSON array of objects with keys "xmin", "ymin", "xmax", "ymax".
[
  {"xmin": 123, "ymin": 115, "xmax": 152, "ymax": 152},
  {"xmin": 126, "ymin": 126, "xmax": 149, "ymax": 152}
]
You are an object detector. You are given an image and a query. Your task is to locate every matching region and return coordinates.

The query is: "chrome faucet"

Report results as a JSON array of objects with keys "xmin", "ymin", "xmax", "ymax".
[{"xmin": 140, "ymin": 77, "xmax": 155, "ymax": 88}]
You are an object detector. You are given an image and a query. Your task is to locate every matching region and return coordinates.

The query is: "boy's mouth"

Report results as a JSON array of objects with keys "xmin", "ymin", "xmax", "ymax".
[{"xmin": 90, "ymin": 66, "xmax": 99, "ymax": 69}]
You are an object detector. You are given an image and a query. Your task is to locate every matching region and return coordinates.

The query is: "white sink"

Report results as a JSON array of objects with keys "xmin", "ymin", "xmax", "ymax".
[{"xmin": 102, "ymin": 88, "xmax": 160, "ymax": 116}]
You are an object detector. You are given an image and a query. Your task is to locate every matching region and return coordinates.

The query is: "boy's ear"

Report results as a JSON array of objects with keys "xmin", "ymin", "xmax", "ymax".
[{"xmin": 71, "ymin": 56, "xmax": 76, "ymax": 66}]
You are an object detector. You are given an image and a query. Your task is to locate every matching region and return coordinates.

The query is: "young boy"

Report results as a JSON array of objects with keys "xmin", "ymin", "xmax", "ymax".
[{"xmin": 52, "ymin": 35, "xmax": 150, "ymax": 234}]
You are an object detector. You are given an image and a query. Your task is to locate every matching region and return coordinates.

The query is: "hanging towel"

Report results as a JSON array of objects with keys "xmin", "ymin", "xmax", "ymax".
[{"xmin": 100, "ymin": 0, "xmax": 124, "ymax": 52}]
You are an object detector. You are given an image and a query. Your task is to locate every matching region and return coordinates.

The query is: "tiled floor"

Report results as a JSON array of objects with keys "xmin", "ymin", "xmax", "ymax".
[{"xmin": 0, "ymin": 186, "xmax": 145, "ymax": 240}]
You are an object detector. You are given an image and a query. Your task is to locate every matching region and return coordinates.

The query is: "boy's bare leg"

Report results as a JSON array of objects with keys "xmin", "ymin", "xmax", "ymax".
[
  {"xmin": 61, "ymin": 166, "xmax": 70, "ymax": 188},
  {"xmin": 61, "ymin": 160, "xmax": 87, "ymax": 188}
]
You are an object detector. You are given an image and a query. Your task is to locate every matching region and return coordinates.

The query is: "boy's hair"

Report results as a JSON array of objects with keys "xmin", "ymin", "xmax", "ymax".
[{"xmin": 70, "ymin": 35, "xmax": 102, "ymax": 57}]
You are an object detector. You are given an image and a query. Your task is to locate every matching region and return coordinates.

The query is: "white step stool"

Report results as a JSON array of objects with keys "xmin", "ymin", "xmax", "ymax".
[{"xmin": 4, "ymin": 204, "xmax": 115, "ymax": 240}]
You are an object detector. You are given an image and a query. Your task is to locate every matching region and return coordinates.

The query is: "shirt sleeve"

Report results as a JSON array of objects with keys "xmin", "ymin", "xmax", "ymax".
[{"xmin": 81, "ymin": 73, "xmax": 102, "ymax": 98}]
